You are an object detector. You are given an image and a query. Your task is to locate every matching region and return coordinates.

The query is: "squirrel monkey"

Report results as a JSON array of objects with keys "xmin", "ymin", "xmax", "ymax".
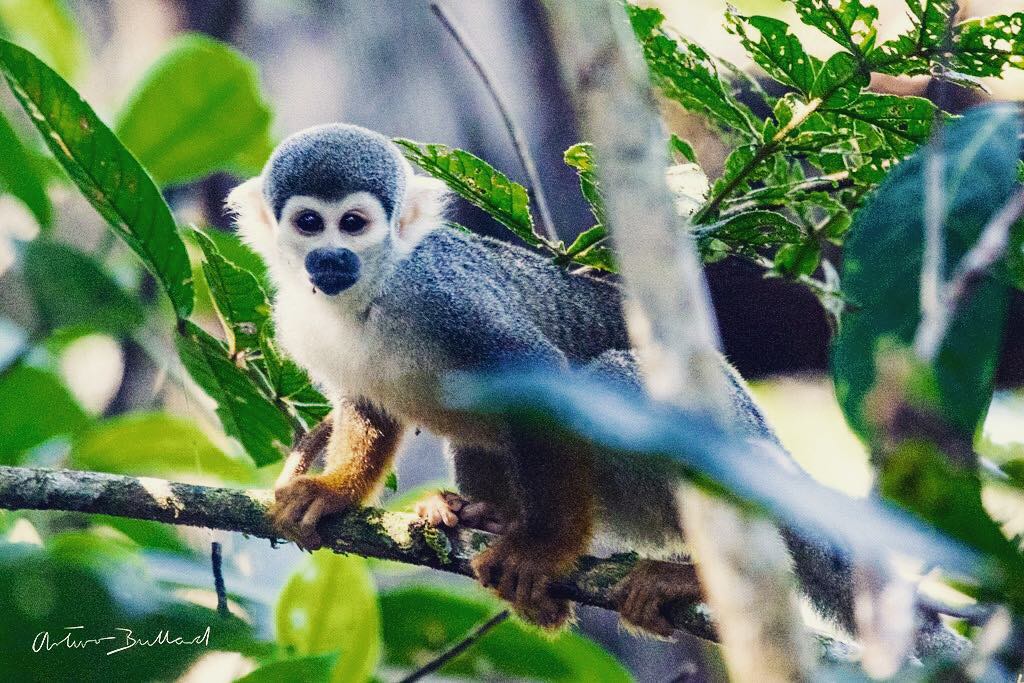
[{"xmin": 229, "ymin": 123, "xmax": 857, "ymax": 636}]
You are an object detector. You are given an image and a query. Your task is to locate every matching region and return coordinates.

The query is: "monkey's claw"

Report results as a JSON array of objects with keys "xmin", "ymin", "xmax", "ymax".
[
  {"xmin": 471, "ymin": 540, "xmax": 572, "ymax": 628},
  {"xmin": 610, "ymin": 560, "xmax": 703, "ymax": 638},
  {"xmin": 270, "ymin": 475, "xmax": 354, "ymax": 550}
]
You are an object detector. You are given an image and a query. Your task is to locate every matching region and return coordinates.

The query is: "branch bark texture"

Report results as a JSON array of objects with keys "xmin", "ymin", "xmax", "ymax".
[{"xmin": 0, "ymin": 465, "xmax": 715, "ymax": 641}]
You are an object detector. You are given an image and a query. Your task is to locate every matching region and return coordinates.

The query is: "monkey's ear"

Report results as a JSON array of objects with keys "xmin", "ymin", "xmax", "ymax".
[
  {"xmin": 226, "ymin": 176, "xmax": 277, "ymax": 260},
  {"xmin": 397, "ymin": 174, "xmax": 450, "ymax": 248}
]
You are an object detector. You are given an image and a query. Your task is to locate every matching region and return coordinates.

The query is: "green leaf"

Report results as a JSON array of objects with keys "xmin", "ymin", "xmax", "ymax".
[
  {"xmin": 726, "ymin": 12, "xmax": 818, "ymax": 94},
  {"xmin": 792, "ymin": 0, "xmax": 879, "ymax": 56},
  {"xmin": 952, "ymin": 13, "xmax": 1024, "ymax": 78},
  {"xmin": 276, "ymin": 553, "xmax": 380, "ymax": 683},
  {"xmin": 0, "ymin": 535, "xmax": 265, "ymax": 681},
  {"xmin": 0, "ymin": 38, "xmax": 194, "ymax": 319},
  {"xmin": 115, "ymin": 34, "xmax": 274, "ymax": 186},
  {"xmin": 871, "ymin": 0, "xmax": 956, "ymax": 76},
  {"xmin": 819, "ymin": 93, "xmax": 936, "ymax": 159},
  {"xmin": 237, "ymin": 654, "xmax": 340, "ymax": 683},
  {"xmin": 257, "ymin": 332, "xmax": 331, "ymax": 428},
  {"xmin": 176, "ymin": 321, "xmax": 291, "ymax": 466},
  {"xmin": 773, "ymin": 238, "xmax": 822, "ymax": 277},
  {"xmin": 833, "ymin": 104, "xmax": 1021, "ymax": 439},
  {"xmin": 190, "ymin": 228, "xmax": 271, "ymax": 354},
  {"xmin": 88, "ymin": 515, "xmax": 195, "ymax": 556},
  {"xmin": 0, "ymin": 108, "xmax": 49, "ymax": 228},
  {"xmin": 627, "ymin": 5, "xmax": 758, "ymax": 137},
  {"xmin": 384, "ymin": 471, "xmax": 398, "ymax": 492},
  {"xmin": 22, "ymin": 240, "xmax": 144, "ymax": 335},
  {"xmin": 394, "ymin": 139, "xmax": 540, "ymax": 246},
  {"xmin": 811, "ymin": 52, "xmax": 868, "ymax": 108},
  {"xmin": 0, "ymin": 0, "xmax": 85, "ymax": 81},
  {"xmin": 564, "ymin": 225, "xmax": 608, "ymax": 259},
  {"xmin": 668, "ymin": 134, "xmax": 697, "ymax": 163},
  {"xmin": 69, "ymin": 411, "xmax": 256, "ymax": 482},
  {"xmin": 571, "ymin": 246, "xmax": 617, "ymax": 272},
  {"xmin": 700, "ymin": 210, "xmax": 802, "ymax": 250},
  {"xmin": 0, "ymin": 364, "xmax": 88, "ymax": 463},
  {"xmin": 563, "ymin": 142, "xmax": 606, "ymax": 225},
  {"xmin": 380, "ymin": 586, "xmax": 632, "ymax": 682}
]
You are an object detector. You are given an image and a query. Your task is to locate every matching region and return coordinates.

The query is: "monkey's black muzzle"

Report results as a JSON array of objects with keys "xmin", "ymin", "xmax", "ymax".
[{"xmin": 306, "ymin": 248, "xmax": 361, "ymax": 295}]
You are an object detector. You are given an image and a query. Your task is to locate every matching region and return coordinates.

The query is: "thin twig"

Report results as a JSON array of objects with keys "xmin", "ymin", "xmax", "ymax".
[
  {"xmin": 430, "ymin": 1, "xmax": 559, "ymax": 243},
  {"xmin": 211, "ymin": 541, "xmax": 230, "ymax": 617},
  {"xmin": 397, "ymin": 609, "xmax": 510, "ymax": 683},
  {"xmin": 914, "ymin": 186, "xmax": 1024, "ymax": 361}
]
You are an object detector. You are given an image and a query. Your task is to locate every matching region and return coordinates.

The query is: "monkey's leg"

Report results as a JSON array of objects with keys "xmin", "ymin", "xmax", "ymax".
[
  {"xmin": 271, "ymin": 398, "xmax": 402, "ymax": 549},
  {"xmin": 610, "ymin": 559, "xmax": 704, "ymax": 638},
  {"xmin": 470, "ymin": 437, "xmax": 595, "ymax": 629},
  {"xmin": 273, "ymin": 416, "xmax": 335, "ymax": 491}
]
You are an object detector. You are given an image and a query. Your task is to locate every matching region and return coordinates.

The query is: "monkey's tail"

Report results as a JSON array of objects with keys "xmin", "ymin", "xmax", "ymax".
[{"xmin": 781, "ymin": 526, "xmax": 971, "ymax": 660}]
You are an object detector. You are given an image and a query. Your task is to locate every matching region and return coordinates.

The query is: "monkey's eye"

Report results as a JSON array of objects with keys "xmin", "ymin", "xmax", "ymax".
[
  {"xmin": 294, "ymin": 210, "xmax": 325, "ymax": 235},
  {"xmin": 339, "ymin": 212, "xmax": 367, "ymax": 234}
]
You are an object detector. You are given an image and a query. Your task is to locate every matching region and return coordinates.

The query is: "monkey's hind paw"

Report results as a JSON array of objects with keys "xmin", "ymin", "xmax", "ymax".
[
  {"xmin": 610, "ymin": 559, "xmax": 703, "ymax": 639},
  {"xmin": 471, "ymin": 540, "xmax": 573, "ymax": 629},
  {"xmin": 270, "ymin": 475, "xmax": 355, "ymax": 551},
  {"xmin": 413, "ymin": 490, "xmax": 465, "ymax": 528},
  {"xmin": 414, "ymin": 491, "xmax": 507, "ymax": 534}
]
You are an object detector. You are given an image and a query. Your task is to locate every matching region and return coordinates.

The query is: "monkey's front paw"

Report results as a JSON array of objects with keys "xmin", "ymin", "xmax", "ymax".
[
  {"xmin": 270, "ymin": 475, "xmax": 355, "ymax": 550},
  {"xmin": 610, "ymin": 560, "xmax": 703, "ymax": 638},
  {"xmin": 471, "ymin": 540, "xmax": 573, "ymax": 628}
]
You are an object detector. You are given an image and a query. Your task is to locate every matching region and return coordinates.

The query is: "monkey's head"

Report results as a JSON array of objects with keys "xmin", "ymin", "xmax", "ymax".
[{"xmin": 227, "ymin": 123, "xmax": 448, "ymax": 297}]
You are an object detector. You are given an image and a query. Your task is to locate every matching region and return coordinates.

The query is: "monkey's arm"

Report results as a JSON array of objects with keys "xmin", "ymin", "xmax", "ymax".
[{"xmin": 271, "ymin": 398, "xmax": 403, "ymax": 549}]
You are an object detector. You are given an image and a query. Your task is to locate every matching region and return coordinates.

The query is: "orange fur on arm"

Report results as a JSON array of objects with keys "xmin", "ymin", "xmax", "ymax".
[{"xmin": 318, "ymin": 398, "xmax": 403, "ymax": 503}]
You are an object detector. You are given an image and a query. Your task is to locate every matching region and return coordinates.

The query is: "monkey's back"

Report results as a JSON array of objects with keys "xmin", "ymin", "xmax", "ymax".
[{"xmin": 381, "ymin": 227, "xmax": 631, "ymax": 367}]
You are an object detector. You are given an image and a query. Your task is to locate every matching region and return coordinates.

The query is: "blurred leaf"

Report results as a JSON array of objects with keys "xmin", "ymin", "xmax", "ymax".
[
  {"xmin": 69, "ymin": 411, "xmax": 256, "ymax": 482},
  {"xmin": 380, "ymin": 586, "xmax": 631, "ymax": 682},
  {"xmin": 176, "ymin": 321, "xmax": 291, "ymax": 466},
  {"xmin": 774, "ymin": 239, "xmax": 821, "ymax": 277},
  {"xmin": 0, "ymin": 108, "xmax": 49, "ymax": 228},
  {"xmin": 22, "ymin": 241, "xmax": 144, "ymax": 335},
  {"xmin": 115, "ymin": 34, "xmax": 274, "ymax": 186},
  {"xmin": 0, "ymin": 535, "xmax": 264, "ymax": 682},
  {"xmin": 953, "ymin": 13, "xmax": 1024, "ymax": 78},
  {"xmin": 627, "ymin": 5, "xmax": 758, "ymax": 137},
  {"xmin": 792, "ymin": 0, "xmax": 879, "ymax": 56},
  {"xmin": 833, "ymin": 104, "xmax": 1020, "ymax": 438},
  {"xmin": 88, "ymin": 515, "xmax": 195, "ymax": 556},
  {"xmin": 563, "ymin": 143, "xmax": 606, "ymax": 225},
  {"xmin": 384, "ymin": 471, "xmax": 398, "ymax": 493},
  {"xmin": 0, "ymin": 0, "xmax": 84, "ymax": 80},
  {"xmin": 394, "ymin": 139, "xmax": 540, "ymax": 247},
  {"xmin": 276, "ymin": 553, "xmax": 380, "ymax": 683},
  {"xmin": 237, "ymin": 653, "xmax": 340, "ymax": 683},
  {"xmin": 0, "ymin": 364, "xmax": 88, "ymax": 464},
  {"xmin": 190, "ymin": 228, "xmax": 270, "ymax": 354},
  {"xmin": 726, "ymin": 12, "xmax": 817, "ymax": 94},
  {"xmin": 0, "ymin": 39, "xmax": 194, "ymax": 319},
  {"xmin": 450, "ymin": 369, "xmax": 985, "ymax": 582}
]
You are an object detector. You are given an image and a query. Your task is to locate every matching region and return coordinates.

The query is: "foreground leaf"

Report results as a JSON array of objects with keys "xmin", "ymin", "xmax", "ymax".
[
  {"xmin": 0, "ymin": 364, "xmax": 88, "ymax": 464},
  {"xmin": 0, "ymin": 108, "xmax": 49, "ymax": 228},
  {"xmin": 176, "ymin": 321, "xmax": 291, "ymax": 466},
  {"xmin": 833, "ymin": 104, "xmax": 1020, "ymax": 438},
  {"xmin": 953, "ymin": 13, "xmax": 1024, "ymax": 78},
  {"xmin": 792, "ymin": 0, "xmax": 879, "ymax": 56},
  {"xmin": 237, "ymin": 654, "xmax": 340, "ymax": 683},
  {"xmin": 381, "ymin": 586, "xmax": 631, "ymax": 682},
  {"xmin": 22, "ymin": 240, "xmax": 143, "ymax": 335},
  {"xmin": 563, "ymin": 143, "xmax": 606, "ymax": 225},
  {"xmin": 116, "ymin": 34, "xmax": 274, "ymax": 186},
  {"xmin": 0, "ymin": 0, "xmax": 84, "ymax": 80},
  {"xmin": 0, "ymin": 38, "xmax": 194, "ymax": 319},
  {"xmin": 276, "ymin": 553, "xmax": 380, "ymax": 683},
  {"xmin": 394, "ymin": 139, "xmax": 539, "ymax": 246},
  {"xmin": 69, "ymin": 411, "xmax": 256, "ymax": 482}
]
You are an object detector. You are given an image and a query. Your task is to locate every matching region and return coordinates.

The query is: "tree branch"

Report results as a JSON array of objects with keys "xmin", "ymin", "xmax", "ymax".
[{"xmin": 0, "ymin": 465, "xmax": 714, "ymax": 640}]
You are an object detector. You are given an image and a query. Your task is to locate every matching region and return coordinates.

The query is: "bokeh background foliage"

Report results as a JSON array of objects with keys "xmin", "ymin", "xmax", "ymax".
[{"xmin": 0, "ymin": 0, "xmax": 1023, "ymax": 680}]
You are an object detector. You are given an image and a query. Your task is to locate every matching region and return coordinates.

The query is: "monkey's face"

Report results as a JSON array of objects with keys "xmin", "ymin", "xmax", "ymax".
[{"xmin": 275, "ymin": 191, "xmax": 391, "ymax": 295}]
